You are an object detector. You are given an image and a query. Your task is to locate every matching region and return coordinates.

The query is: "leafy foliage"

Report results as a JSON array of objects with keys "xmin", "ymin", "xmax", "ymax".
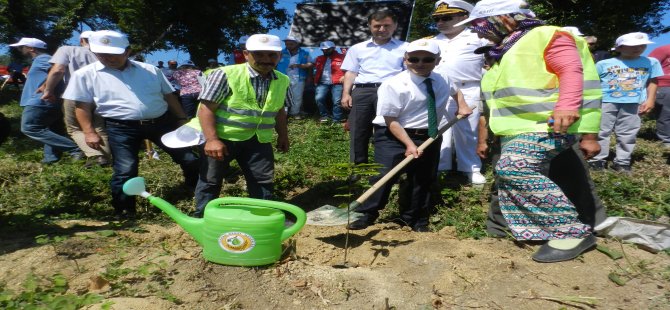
[{"xmin": 0, "ymin": 273, "xmax": 104, "ymax": 310}]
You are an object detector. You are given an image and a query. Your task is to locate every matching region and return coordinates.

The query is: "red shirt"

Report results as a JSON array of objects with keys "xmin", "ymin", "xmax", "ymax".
[
  {"xmin": 649, "ymin": 45, "xmax": 670, "ymax": 88},
  {"xmin": 233, "ymin": 50, "xmax": 245, "ymax": 64},
  {"xmin": 313, "ymin": 51, "xmax": 346, "ymax": 85}
]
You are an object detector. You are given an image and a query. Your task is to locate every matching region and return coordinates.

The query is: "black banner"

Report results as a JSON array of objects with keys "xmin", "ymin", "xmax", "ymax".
[{"xmin": 289, "ymin": 1, "xmax": 414, "ymax": 48}]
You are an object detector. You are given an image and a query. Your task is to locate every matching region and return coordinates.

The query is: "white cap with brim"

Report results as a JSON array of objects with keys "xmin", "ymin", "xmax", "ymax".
[
  {"xmin": 246, "ymin": 34, "xmax": 282, "ymax": 52},
  {"xmin": 433, "ymin": 0, "xmax": 474, "ymax": 15},
  {"xmin": 283, "ymin": 35, "xmax": 299, "ymax": 42},
  {"xmin": 615, "ymin": 32, "xmax": 654, "ymax": 47},
  {"xmin": 561, "ymin": 26, "xmax": 584, "ymax": 36},
  {"xmin": 161, "ymin": 124, "xmax": 204, "ymax": 148},
  {"xmin": 319, "ymin": 41, "xmax": 336, "ymax": 49},
  {"xmin": 80, "ymin": 31, "xmax": 95, "ymax": 39},
  {"xmin": 9, "ymin": 38, "xmax": 47, "ymax": 49},
  {"xmin": 406, "ymin": 39, "xmax": 440, "ymax": 54},
  {"xmin": 89, "ymin": 30, "xmax": 129, "ymax": 54},
  {"xmin": 454, "ymin": 0, "xmax": 533, "ymax": 27}
]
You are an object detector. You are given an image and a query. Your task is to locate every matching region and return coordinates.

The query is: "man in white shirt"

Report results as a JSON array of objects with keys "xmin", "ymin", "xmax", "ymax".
[
  {"xmin": 62, "ymin": 30, "xmax": 198, "ymax": 219},
  {"xmin": 430, "ymin": 0, "xmax": 489, "ymax": 184},
  {"xmin": 340, "ymin": 9, "xmax": 409, "ymax": 165},
  {"xmin": 41, "ymin": 31, "xmax": 111, "ymax": 167},
  {"xmin": 347, "ymin": 39, "xmax": 472, "ymax": 232}
]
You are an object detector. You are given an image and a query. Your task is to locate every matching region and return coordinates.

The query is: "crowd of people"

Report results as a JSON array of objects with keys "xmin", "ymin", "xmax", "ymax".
[{"xmin": 4, "ymin": 0, "xmax": 669, "ymax": 263}]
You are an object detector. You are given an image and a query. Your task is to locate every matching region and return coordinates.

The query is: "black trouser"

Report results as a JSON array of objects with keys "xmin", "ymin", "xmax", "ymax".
[
  {"xmin": 356, "ymin": 126, "xmax": 442, "ymax": 229},
  {"xmin": 486, "ymin": 140, "xmax": 607, "ymax": 236},
  {"xmin": 349, "ymin": 86, "xmax": 379, "ymax": 164}
]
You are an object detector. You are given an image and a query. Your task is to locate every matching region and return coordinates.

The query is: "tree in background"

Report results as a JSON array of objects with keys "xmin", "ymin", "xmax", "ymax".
[
  {"xmin": 0, "ymin": 0, "xmax": 288, "ymax": 67},
  {"xmin": 409, "ymin": 0, "xmax": 669, "ymax": 51}
]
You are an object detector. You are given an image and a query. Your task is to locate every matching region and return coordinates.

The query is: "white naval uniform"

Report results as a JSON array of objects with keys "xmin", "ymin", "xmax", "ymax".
[{"xmin": 432, "ymin": 30, "xmax": 489, "ymax": 172}]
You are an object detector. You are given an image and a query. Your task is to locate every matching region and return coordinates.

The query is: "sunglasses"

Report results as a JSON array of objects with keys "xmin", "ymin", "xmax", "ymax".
[
  {"xmin": 407, "ymin": 57, "xmax": 436, "ymax": 64},
  {"xmin": 432, "ymin": 14, "xmax": 465, "ymax": 22}
]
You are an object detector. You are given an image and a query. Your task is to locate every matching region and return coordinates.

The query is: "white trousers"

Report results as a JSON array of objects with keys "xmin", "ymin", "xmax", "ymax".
[{"xmin": 438, "ymin": 82, "xmax": 482, "ymax": 172}]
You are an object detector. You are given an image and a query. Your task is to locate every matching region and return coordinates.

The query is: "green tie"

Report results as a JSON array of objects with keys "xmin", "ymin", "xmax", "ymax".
[{"xmin": 424, "ymin": 78, "xmax": 438, "ymax": 137}]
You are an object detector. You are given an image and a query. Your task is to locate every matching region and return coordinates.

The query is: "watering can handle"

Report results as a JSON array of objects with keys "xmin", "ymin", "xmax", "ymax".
[{"xmin": 205, "ymin": 197, "xmax": 306, "ymax": 241}]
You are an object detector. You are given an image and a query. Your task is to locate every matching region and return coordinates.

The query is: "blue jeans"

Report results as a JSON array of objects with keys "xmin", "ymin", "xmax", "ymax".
[
  {"xmin": 105, "ymin": 115, "xmax": 199, "ymax": 214},
  {"xmin": 180, "ymin": 93, "xmax": 199, "ymax": 119},
  {"xmin": 21, "ymin": 105, "xmax": 82, "ymax": 163},
  {"xmin": 315, "ymin": 84, "xmax": 344, "ymax": 121},
  {"xmin": 194, "ymin": 136, "xmax": 274, "ymax": 217}
]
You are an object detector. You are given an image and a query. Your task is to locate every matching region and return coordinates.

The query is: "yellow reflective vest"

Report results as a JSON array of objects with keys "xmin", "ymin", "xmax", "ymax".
[
  {"xmin": 481, "ymin": 26, "xmax": 602, "ymax": 135},
  {"xmin": 192, "ymin": 64, "xmax": 289, "ymax": 143}
]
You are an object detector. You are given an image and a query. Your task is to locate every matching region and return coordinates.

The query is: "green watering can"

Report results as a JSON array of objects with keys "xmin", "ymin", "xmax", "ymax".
[{"xmin": 123, "ymin": 177, "xmax": 306, "ymax": 266}]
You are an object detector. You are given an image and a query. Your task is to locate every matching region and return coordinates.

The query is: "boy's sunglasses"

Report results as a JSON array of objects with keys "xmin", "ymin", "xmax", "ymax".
[
  {"xmin": 432, "ymin": 14, "xmax": 466, "ymax": 22},
  {"xmin": 407, "ymin": 57, "xmax": 436, "ymax": 64}
]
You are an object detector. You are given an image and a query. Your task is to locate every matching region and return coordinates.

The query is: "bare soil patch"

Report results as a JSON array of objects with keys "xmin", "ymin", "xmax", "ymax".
[{"xmin": 1, "ymin": 219, "xmax": 668, "ymax": 309}]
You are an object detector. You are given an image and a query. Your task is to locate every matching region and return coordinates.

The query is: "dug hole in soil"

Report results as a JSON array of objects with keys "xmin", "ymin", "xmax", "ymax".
[{"xmin": 0, "ymin": 219, "xmax": 668, "ymax": 309}]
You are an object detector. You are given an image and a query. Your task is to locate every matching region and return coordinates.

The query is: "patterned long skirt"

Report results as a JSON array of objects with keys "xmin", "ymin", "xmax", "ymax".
[{"xmin": 495, "ymin": 132, "xmax": 591, "ymax": 240}]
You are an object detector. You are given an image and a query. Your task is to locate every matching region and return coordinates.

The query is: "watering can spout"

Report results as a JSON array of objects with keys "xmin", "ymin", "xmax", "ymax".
[{"xmin": 123, "ymin": 177, "xmax": 205, "ymax": 245}]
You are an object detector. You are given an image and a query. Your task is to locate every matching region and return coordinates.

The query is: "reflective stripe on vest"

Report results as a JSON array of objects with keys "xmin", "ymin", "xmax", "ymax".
[
  {"xmin": 481, "ymin": 26, "xmax": 602, "ymax": 136},
  {"xmin": 213, "ymin": 64, "xmax": 289, "ymax": 143}
]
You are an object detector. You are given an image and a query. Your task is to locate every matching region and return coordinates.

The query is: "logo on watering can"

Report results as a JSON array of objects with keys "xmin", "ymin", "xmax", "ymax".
[{"xmin": 219, "ymin": 232, "xmax": 256, "ymax": 253}]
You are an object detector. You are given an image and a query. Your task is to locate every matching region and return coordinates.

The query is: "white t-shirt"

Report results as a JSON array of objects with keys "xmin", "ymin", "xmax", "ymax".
[
  {"xmin": 373, "ymin": 70, "xmax": 457, "ymax": 128},
  {"xmin": 62, "ymin": 60, "xmax": 175, "ymax": 120}
]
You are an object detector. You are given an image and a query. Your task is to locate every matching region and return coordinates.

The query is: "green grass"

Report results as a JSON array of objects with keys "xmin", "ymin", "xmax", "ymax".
[{"xmin": 1, "ymin": 95, "xmax": 669, "ymax": 238}]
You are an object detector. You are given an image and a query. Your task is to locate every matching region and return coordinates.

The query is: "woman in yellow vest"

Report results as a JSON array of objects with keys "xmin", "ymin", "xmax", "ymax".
[{"xmin": 456, "ymin": 0, "xmax": 602, "ymax": 263}]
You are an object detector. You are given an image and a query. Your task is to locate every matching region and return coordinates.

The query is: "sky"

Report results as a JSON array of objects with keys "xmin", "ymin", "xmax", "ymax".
[{"xmin": 2, "ymin": 0, "xmax": 669, "ymax": 65}]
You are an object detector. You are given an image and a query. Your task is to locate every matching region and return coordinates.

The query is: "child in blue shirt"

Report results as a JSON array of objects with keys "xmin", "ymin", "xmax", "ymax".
[{"xmin": 589, "ymin": 32, "xmax": 663, "ymax": 173}]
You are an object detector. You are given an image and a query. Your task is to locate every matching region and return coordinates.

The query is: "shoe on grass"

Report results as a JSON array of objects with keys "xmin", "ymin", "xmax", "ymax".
[
  {"xmin": 466, "ymin": 171, "xmax": 486, "ymax": 184},
  {"xmin": 588, "ymin": 160, "xmax": 606, "ymax": 171},
  {"xmin": 610, "ymin": 163, "xmax": 632, "ymax": 175}
]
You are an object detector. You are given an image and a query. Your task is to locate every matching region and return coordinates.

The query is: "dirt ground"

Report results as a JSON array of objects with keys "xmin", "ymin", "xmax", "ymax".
[{"xmin": 0, "ymin": 219, "xmax": 668, "ymax": 309}]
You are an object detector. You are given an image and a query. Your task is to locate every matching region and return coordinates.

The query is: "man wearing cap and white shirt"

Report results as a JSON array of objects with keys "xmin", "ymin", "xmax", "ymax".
[
  {"xmin": 193, "ymin": 34, "xmax": 292, "ymax": 218},
  {"xmin": 313, "ymin": 41, "xmax": 346, "ymax": 123},
  {"xmin": 41, "ymin": 30, "xmax": 111, "ymax": 168},
  {"xmin": 11, "ymin": 37, "xmax": 84, "ymax": 164},
  {"xmin": 589, "ymin": 32, "xmax": 663, "ymax": 173},
  {"xmin": 277, "ymin": 35, "xmax": 313, "ymax": 118},
  {"xmin": 341, "ymin": 9, "xmax": 409, "ymax": 166},
  {"xmin": 429, "ymin": 0, "xmax": 489, "ymax": 184},
  {"xmin": 347, "ymin": 39, "xmax": 472, "ymax": 232},
  {"xmin": 62, "ymin": 30, "xmax": 199, "ymax": 219}
]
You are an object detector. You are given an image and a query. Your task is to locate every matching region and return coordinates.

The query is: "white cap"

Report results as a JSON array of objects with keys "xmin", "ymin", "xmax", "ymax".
[
  {"xmin": 161, "ymin": 124, "xmax": 204, "ymax": 148},
  {"xmin": 9, "ymin": 38, "xmax": 47, "ymax": 49},
  {"xmin": 406, "ymin": 39, "xmax": 440, "ymax": 54},
  {"xmin": 454, "ymin": 0, "xmax": 534, "ymax": 27},
  {"xmin": 89, "ymin": 30, "xmax": 129, "ymax": 54},
  {"xmin": 79, "ymin": 31, "xmax": 95, "ymax": 39},
  {"xmin": 283, "ymin": 35, "xmax": 299, "ymax": 42},
  {"xmin": 319, "ymin": 41, "xmax": 336, "ymax": 49},
  {"xmin": 245, "ymin": 34, "xmax": 282, "ymax": 52},
  {"xmin": 238, "ymin": 35, "xmax": 249, "ymax": 45},
  {"xmin": 562, "ymin": 26, "xmax": 584, "ymax": 36},
  {"xmin": 208, "ymin": 58, "xmax": 217, "ymax": 63},
  {"xmin": 433, "ymin": 0, "xmax": 474, "ymax": 15},
  {"xmin": 615, "ymin": 32, "xmax": 654, "ymax": 47}
]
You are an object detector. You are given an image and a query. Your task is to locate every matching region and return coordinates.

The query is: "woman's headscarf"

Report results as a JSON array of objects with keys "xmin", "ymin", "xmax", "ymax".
[{"xmin": 470, "ymin": 12, "xmax": 544, "ymax": 61}]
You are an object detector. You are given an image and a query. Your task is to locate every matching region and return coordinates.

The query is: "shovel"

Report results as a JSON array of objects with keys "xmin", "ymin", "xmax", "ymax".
[{"xmin": 333, "ymin": 107, "xmax": 475, "ymax": 268}]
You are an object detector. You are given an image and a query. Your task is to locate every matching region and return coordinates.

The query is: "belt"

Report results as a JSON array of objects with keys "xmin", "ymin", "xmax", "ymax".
[
  {"xmin": 105, "ymin": 113, "xmax": 168, "ymax": 126},
  {"xmin": 354, "ymin": 83, "xmax": 382, "ymax": 88},
  {"xmin": 405, "ymin": 128, "xmax": 429, "ymax": 136}
]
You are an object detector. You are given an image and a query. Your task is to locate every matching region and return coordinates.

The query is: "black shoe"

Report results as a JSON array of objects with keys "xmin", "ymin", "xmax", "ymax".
[
  {"xmin": 347, "ymin": 217, "xmax": 375, "ymax": 230},
  {"xmin": 70, "ymin": 152, "xmax": 85, "ymax": 161},
  {"xmin": 412, "ymin": 225, "xmax": 430, "ymax": 232},
  {"xmin": 610, "ymin": 163, "xmax": 632, "ymax": 175},
  {"xmin": 588, "ymin": 160, "xmax": 606, "ymax": 171},
  {"xmin": 532, "ymin": 234, "xmax": 597, "ymax": 263}
]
